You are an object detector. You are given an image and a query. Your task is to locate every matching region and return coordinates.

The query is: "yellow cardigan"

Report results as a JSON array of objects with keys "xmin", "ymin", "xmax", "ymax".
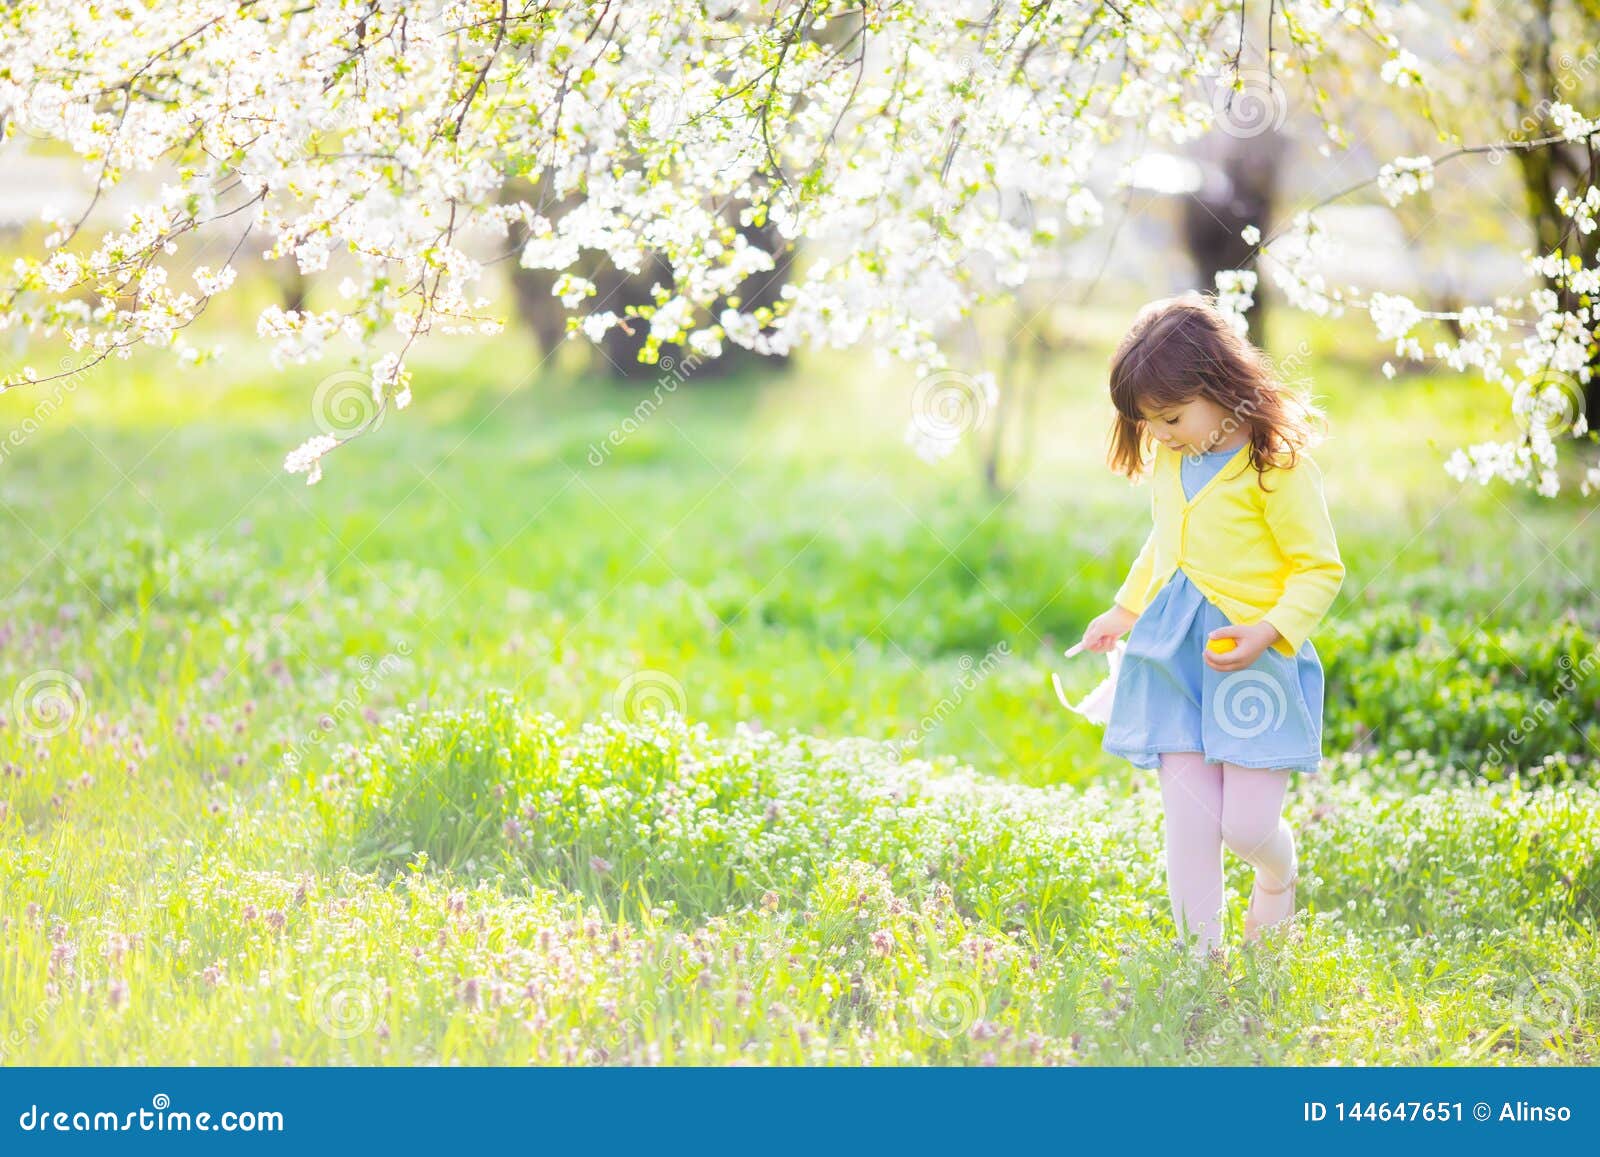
[{"xmin": 1113, "ymin": 442, "xmax": 1345, "ymax": 658}]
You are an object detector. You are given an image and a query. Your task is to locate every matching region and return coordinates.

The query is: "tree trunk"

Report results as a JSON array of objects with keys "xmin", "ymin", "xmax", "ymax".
[
  {"xmin": 503, "ymin": 178, "xmax": 794, "ymax": 383},
  {"xmin": 277, "ymin": 265, "xmax": 309, "ymax": 314},
  {"xmin": 1511, "ymin": 0, "xmax": 1600, "ymax": 432},
  {"xmin": 591, "ymin": 207, "xmax": 796, "ymax": 381},
  {"xmin": 1179, "ymin": 126, "xmax": 1290, "ymax": 350}
]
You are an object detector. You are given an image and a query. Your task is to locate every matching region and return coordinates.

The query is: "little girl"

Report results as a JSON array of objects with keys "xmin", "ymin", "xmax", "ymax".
[{"xmin": 1079, "ymin": 292, "xmax": 1345, "ymax": 959}]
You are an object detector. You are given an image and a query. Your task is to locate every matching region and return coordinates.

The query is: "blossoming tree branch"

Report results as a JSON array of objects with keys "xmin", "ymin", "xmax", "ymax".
[{"xmin": 0, "ymin": 0, "xmax": 1595, "ymax": 494}]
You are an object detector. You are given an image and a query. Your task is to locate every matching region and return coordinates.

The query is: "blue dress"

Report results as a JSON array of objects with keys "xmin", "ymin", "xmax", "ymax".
[{"xmin": 1101, "ymin": 445, "xmax": 1326, "ymax": 774}]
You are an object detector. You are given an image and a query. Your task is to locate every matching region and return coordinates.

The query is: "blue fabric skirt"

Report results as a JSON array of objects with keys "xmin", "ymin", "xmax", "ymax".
[{"xmin": 1101, "ymin": 569, "xmax": 1325, "ymax": 774}]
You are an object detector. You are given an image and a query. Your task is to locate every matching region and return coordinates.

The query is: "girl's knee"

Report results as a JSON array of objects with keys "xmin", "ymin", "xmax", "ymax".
[{"xmin": 1220, "ymin": 814, "xmax": 1285, "ymax": 857}]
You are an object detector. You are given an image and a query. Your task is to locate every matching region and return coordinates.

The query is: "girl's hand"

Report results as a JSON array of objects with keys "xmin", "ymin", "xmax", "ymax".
[
  {"xmin": 1081, "ymin": 605, "xmax": 1137, "ymax": 653},
  {"xmin": 1203, "ymin": 621, "xmax": 1281, "ymax": 671}
]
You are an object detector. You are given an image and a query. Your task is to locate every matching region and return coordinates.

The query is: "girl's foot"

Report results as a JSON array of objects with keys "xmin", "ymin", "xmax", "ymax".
[{"xmin": 1243, "ymin": 868, "xmax": 1298, "ymax": 944}]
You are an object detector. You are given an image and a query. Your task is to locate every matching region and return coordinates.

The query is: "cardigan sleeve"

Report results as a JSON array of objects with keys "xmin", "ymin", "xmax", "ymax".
[
  {"xmin": 1260, "ymin": 455, "xmax": 1345, "ymax": 652},
  {"xmin": 1113, "ymin": 525, "xmax": 1158, "ymax": 617}
]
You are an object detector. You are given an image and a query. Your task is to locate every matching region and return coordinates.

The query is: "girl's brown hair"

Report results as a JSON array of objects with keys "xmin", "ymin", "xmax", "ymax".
[{"xmin": 1105, "ymin": 291, "xmax": 1328, "ymax": 491}]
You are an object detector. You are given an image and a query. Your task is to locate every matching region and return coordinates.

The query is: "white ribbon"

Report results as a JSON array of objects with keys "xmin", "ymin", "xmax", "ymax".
[{"xmin": 1052, "ymin": 639, "xmax": 1127, "ymax": 727}]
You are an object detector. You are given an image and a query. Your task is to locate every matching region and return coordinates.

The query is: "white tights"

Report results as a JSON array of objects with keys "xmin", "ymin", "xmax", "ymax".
[{"xmin": 1155, "ymin": 750, "xmax": 1298, "ymax": 955}]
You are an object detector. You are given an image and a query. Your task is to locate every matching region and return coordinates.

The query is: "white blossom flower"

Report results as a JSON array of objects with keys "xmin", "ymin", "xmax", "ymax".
[
  {"xmin": 1368, "ymin": 292, "xmax": 1423, "ymax": 342},
  {"xmin": 1376, "ymin": 156, "xmax": 1434, "ymax": 206},
  {"xmin": 0, "ymin": 0, "xmax": 1589, "ymax": 498},
  {"xmin": 1212, "ymin": 269, "xmax": 1257, "ymax": 337},
  {"xmin": 193, "ymin": 266, "xmax": 236, "ymax": 296},
  {"xmin": 1551, "ymin": 103, "xmax": 1600, "ymax": 143},
  {"xmin": 1380, "ymin": 49, "xmax": 1421, "ymax": 88},
  {"xmin": 552, "ymin": 274, "xmax": 595, "ymax": 310},
  {"xmin": 581, "ymin": 312, "xmax": 620, "ymax": 343},
  {"xmin": 284, "ymin": 434, "xmax": 340, "ymax": 485}
]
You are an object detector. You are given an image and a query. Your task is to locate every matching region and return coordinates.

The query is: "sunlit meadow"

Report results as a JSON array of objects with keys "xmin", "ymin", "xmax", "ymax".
[{"xmin": 2, "ymin": 295, "xmax": 1599, "ymax": 1065}]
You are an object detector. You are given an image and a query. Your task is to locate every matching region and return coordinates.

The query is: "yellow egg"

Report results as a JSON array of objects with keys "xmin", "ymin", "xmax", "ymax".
[{"xmin": 1207, "ymin": 637, "xmax": 1237, "ymax": 653}]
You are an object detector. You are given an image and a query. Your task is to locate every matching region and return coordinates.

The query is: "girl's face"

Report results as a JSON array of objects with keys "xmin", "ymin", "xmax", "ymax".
[{"xmin": 1138, "ymin": 395, "xmax": 1247, "ymax": 455}]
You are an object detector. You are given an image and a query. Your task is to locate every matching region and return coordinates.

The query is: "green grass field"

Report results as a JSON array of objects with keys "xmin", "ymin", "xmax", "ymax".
[{"xmin": 3, "ymin": 301, "xmax": 1598, "ymax": 1064}]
